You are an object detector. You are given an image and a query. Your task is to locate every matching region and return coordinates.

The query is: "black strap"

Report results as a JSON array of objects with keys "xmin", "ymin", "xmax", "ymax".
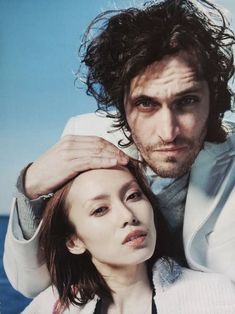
[
  {"xmin": 94, "ymin": 298, "xmax": 102, "ymax": 314},
  {"xmin": 152, "ymin": 295, "xmax": 158, "ymax": 314}
]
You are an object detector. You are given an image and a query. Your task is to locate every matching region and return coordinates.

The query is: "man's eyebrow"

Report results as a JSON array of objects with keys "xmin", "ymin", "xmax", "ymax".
[
  {"xmin": 174, "ymin": 86, "xmax": 203, "ymax": 97},
  {"xmin": 127, "ymin": 94, "xmax": 156, "ymax": 104},
  {"xmin": 128, "ymin": 85, "xmax": 203, "ymax": 103}
]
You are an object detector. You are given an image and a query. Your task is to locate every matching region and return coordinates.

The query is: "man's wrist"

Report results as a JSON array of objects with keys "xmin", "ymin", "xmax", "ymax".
[
  {"xmin": 16, "ymin": 163, "xmax": 33, "ymax": 196},
  {"xmin": 16, "ymin": 163, "xmax": 54, "ymax": 200},
  {"xmin": 14, "ymin": 165, "xmax": 54, "ymax": 239}
]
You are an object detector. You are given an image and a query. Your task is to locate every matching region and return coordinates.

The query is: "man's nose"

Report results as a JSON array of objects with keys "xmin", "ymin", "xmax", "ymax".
[{"xmin": 157, "ymin": 108, "xmax": 180, "ymax": 143}]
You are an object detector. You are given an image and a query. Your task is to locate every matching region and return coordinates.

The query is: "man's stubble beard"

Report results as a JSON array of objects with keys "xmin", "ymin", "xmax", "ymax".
[{"xmin": 132, "ymin": 127, "xmax": 207, "ymax": 178}]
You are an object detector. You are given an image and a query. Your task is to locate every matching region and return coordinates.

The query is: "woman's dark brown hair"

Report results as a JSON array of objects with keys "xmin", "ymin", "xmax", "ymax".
[{"xmin": 39, "ymin": 161, "xmax": 172, "ymax": 312}]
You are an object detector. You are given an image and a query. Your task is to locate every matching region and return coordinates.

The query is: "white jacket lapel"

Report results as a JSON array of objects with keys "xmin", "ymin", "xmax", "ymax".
[{"xmin": 183, "ymin": 139, "xmax": 233, "ymax": 270}]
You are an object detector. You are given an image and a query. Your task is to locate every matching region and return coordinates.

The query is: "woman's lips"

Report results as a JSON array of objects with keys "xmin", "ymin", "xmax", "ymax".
[{"xmin": 122, "ymin": 230, "xmax": 147, "ymax": 246}]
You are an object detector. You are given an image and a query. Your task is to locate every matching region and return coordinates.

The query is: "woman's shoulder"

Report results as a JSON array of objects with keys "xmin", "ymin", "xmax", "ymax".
[
  {"xmin": 22, "ymin": 286, "xmax": 99, "ymax": 314},
  {"xmin": 22, "ymin": 286, "xmax": 59, "ymax": 313}
]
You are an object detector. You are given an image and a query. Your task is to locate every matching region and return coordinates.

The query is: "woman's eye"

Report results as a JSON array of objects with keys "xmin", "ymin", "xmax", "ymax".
[
  {"xmin": 92, "ymin": 207, "xmax": 108, "ymax": 217},
  {"xmin": 126, "ymin": 191, "xmax": 142, "ymax": 201}
]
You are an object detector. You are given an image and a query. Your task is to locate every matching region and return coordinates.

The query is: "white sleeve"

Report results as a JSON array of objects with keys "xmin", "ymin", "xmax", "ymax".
[
  {"xmin": 21, "ymin": 286, "xmax": 57, "ymax": 314},
  {"xmin": 61, "ymin": 112, "xmax": 138, "ymax": 158},
  {"xmin": 3, "ymin": 198, "xmax": 51, "ymax": 298}
]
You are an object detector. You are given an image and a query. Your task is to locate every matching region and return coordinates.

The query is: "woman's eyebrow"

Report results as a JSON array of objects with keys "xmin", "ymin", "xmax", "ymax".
[
  {"xmin": 83, "ymin": 180, "xmax": 138, "ymax": 207},
  {"xmin": 82, "ymin": 194, "xmax": 109, "ymax": 209},
  {"xmin": 119, "ymin": 179, "xmax": 139, "ymax": 196}
]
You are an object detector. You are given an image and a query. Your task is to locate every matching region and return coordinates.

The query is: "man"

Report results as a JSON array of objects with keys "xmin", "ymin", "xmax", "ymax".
[{"xmin": 4, "ymin": 0, "xmax": 235, "ymax": 298}]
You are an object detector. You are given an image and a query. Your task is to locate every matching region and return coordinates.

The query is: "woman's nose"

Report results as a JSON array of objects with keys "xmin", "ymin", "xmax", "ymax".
[
  {"xmin": 117, "ymin": 202, "xmax": 139, "ymax": 228},
  {"xmin": 122, "ymin": 216, "xmax": 139, "ymax": 228}
]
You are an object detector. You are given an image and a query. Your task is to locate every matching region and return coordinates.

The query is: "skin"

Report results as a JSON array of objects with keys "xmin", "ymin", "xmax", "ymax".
[
  {"xmin": 24, "ymin": 135, "xmax": 129, "ymax": 199},
  {"xmin": 66, "ymin": 167, "xmax": 156, "ymax": 270},
  {"xmin": 66, "ymin": 167, "xmax": 156, "ymax": 314},
  {"xmin": 125, "ymin": 51, "xmax": 210, "ymax": 177},
  {"xmin": 24, "ymin": 51, "xmax": 210, "ymax": 198}
]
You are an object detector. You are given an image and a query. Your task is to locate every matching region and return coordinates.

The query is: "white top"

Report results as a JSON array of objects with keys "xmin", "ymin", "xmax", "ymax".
[{"xmin": 22, "ymin": 259, "xmax": 235, "ymax": 314}]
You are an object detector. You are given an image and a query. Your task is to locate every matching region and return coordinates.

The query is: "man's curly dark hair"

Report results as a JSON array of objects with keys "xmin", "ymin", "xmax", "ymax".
[{"xmin": 79, "ymin": 0, "xmax": 235, "ymax": 145}]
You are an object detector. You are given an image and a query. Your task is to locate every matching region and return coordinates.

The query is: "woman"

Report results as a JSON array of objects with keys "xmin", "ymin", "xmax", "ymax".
[{"xmin": 23, "ymin": 162, "xmax": 235, "ymax": 314}]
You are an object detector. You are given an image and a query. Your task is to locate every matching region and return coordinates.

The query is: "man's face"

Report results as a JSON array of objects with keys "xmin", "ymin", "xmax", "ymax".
[{"xmin": 124, "ymin": 52, "xmax": 210, "ymax": 178}]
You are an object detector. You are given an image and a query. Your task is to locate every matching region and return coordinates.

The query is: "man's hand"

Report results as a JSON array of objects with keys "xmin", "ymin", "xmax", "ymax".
[{"xmin": 24, "ymin": 135, "xmax": 129, "ymax": 199}]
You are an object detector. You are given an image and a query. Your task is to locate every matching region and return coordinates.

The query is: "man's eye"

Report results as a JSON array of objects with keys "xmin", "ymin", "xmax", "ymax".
[
  {"xmin": 126, "ymin": 191, "xmax": 142, "ymax": 201},
  {"xmin": 179, "ymin": 96, "xmax": 199, "ymax": 107},
  {"xmin": 134, "ymin": 97, "xmax": 156, "ymax": 111},
  {"xmin": 139, "ymin": 100, "xmax": 152, "ymax": 107},
  {"xmin": 92, "ymin": 207, "xmax": 108, "ymax": 217}
]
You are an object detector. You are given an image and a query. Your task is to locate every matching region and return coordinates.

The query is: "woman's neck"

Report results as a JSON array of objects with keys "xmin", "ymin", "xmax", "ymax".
[{"xmin": 97, "ymin": 263, "xmax": 153, "ymax": 314}]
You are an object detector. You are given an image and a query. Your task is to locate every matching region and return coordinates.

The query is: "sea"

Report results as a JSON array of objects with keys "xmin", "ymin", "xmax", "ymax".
[{"xmin": 0, "ymin": 216, "xmax": 31, "ymax": 314}]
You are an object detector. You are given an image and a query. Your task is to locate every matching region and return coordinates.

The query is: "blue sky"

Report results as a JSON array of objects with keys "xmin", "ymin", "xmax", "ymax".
[{"xmin": 0, "ymin": 0, "xmax": 235, "ymax": 214}]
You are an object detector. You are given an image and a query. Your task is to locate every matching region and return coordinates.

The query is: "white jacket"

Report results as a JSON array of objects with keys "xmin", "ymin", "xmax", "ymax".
[
  {"xmin": 4, "ymin": 113, "xmax": 235, "ymax": 298},
  {"xmin": 22, "ymin": 259, "xmax": 235, "ymax": 314}
]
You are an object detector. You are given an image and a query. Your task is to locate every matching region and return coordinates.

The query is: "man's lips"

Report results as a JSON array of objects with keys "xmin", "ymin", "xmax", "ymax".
[
  {"xmin": 152, "ymin": 145, "xmax": 188, "ymax": 152},
  {"xmin": 122, "ymin": 230, "xmax": 147, "ymax": 245}
]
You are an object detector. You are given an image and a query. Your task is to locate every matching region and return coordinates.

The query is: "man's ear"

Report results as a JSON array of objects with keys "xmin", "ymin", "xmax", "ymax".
[{"xmin": 66, "ymin": 236, "xmax": 86, "ymax": 255}]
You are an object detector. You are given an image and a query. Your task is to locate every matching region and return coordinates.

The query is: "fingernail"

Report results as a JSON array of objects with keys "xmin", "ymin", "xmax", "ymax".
[
  {"xmin": 109, "ymin": 158, "xmax": 117, "ymax": 165},
  {"xmin": 120, "ymin": 156, "xmax": 129, "ymax": 164},
  {"xmin": 120, "ymin": 150, "xmax": 128, "ymax": 158}
]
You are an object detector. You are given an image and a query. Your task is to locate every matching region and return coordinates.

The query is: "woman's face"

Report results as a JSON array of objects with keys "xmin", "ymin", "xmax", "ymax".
[{"xmin": 66, "ymin": 167, "xmax": 156, "ymax": 271}]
